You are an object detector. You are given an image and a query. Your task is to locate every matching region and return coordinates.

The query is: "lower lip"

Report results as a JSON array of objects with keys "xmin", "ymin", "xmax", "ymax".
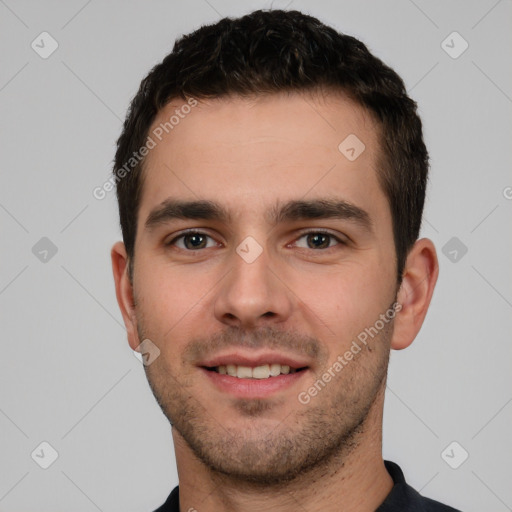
[{"xmin": 200, "ymin": 368, "xmax": 308, "ymax": 399}]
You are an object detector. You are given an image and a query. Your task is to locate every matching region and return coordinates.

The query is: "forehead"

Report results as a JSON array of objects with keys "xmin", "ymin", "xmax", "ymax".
[{"xmin": 138, "ymin": 91, "xmax": 387, "ymax": 226}]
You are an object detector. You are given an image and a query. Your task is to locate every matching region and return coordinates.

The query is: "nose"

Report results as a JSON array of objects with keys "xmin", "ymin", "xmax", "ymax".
[{"xmin": 213, "ymin": 242, "xmax": 294, "ymax": 329}]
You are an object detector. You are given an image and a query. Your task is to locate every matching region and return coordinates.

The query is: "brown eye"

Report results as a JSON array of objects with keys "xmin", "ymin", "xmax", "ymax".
[
  {"xmin": 306, "ymin": 233, "xmax": 330, "ymax": 249},
  {"xmin": 167, "ymin": 231, "xmax": 217, "ymax": 250},
  {"xmin": 294, "ymin": 231, "xmax": 342, "ymax": 250},
  {"xmin": 183, "ymin": 233, "xmax": 208, "ymax": 249}
]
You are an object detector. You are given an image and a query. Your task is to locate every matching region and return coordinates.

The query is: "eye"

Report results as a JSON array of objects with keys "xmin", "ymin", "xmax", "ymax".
[
  {"xmin": 293, "ymin": 231, "xmax": 345, "ymax": 250},
  {"xmin": 166, "ymin": 231, "xmax": 218, "ymax": 250}
]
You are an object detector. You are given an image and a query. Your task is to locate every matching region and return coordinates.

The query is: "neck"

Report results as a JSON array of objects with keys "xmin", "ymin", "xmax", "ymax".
[{"xmin": 172, "ymin": 387, "xmax": 393, "ymax": 512}]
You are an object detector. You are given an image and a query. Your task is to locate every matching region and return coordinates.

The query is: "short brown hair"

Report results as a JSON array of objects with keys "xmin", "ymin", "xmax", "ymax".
[{"xmin": 114, "ymin": 9, "xmax": 429, "ymax": 282}]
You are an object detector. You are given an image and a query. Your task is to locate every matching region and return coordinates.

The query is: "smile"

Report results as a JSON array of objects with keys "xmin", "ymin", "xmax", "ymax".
[
  {"xmin": 207, "ymin": 363, "xmax": 305, "ymax": 379},
  {"xmin": 201, "ymin": 365, "xmax": 309, "ymax": 399}
]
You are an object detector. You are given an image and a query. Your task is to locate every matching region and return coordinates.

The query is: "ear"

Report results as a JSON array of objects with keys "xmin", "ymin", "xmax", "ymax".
[
  {"xmin": 391, "ymin": 238, "xmax": 439, "ymax": 350},
  {"xmin": 111, "ymin": 241, "xmax": 140, "ymax": 351}
]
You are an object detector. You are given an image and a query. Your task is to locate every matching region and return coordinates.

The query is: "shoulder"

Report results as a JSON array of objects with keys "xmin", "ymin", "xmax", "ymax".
[
  {"xmin": 378, "ymin": 460, "xmax": 462, "ymax": 512},
  {"xmin": 151, "ymin": 485, "xmax": 180, "ymax": 512}
]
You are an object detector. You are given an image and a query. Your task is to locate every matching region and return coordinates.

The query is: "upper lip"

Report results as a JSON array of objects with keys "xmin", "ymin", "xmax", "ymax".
[{"xmin": 198, "ymin": 351, "xmax": 311, "ymax": 370}]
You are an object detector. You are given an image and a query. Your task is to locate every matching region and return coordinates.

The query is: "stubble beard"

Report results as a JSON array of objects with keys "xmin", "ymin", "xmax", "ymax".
[{"xmin": 138, "ymin": 320, "xmax": 392, "ymax": 488}]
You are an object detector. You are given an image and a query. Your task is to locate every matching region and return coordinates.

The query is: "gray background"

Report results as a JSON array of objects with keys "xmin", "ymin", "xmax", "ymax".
[{"xmin": 1, "ymin": 0, "xmax": 511, "ymax": 510}]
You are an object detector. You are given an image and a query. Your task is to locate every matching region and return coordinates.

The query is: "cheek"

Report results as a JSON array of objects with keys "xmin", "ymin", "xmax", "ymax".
[
  {"xmin": 134, "ymin": 262, "xmax": 210, "ymax": 347},
  {"xmin": 292, "ymin": 262, "xmax": 392, "ymax": 349}
]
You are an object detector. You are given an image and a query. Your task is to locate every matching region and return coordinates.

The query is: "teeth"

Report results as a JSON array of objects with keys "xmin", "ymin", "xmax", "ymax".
[
  {"xmin": 237, "ymin": 366, "xmax": 253, "ymax": 379},
  {"xmin": 252, "ymin": 364, "xmax": 270, "ymax": 379},
  {"xmin": 269, "ymin": 363, "xmax": 281, "ymax": 376},
  {"xmin": 214, "ymin": 363, "xmax": 298, "ymax": 379}
]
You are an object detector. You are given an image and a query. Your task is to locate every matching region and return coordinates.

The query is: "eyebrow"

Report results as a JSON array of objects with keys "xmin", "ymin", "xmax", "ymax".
[{"xmin": 144, "ymin": 198, "xmax": 372, "ymax": 232}]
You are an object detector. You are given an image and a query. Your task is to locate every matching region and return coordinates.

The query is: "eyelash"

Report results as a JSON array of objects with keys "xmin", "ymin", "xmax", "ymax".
[{"xmin": 165, "ymin": 229, "xmax": 346, "ymax": 251}]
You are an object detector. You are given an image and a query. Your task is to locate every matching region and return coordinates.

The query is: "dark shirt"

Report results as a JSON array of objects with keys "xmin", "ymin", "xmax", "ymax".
[{"xmin": 153, "ymin": 460, "xmax": 461, "ymax": 511}]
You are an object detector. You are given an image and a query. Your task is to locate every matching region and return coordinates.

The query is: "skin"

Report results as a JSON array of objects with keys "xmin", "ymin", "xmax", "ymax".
[{"xmin": 112, "ymin": 90, "xmax": 438, "ymax": 512}]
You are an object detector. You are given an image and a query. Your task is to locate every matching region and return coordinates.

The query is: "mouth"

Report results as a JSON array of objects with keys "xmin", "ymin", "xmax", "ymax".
[
  {"xmin": 198, "ymin": 351, "xmax": 312, "ymax": 398},
  {"xmin": 200, "ymin": 360, "xmax": 310, "ymax": 399},
  {"xmin": 203, "ymin": 363, "xmax": 308, "ymax": 379}
]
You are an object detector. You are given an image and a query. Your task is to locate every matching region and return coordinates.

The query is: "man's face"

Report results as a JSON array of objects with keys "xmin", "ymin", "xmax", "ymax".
[{"xmin": 130, "ymin": 91, "xmax": 398, "ymax": 483}]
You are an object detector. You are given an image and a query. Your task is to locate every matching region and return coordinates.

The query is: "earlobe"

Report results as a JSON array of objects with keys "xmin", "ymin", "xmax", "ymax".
[
  {"xmin": 391, "ymin": 238, "xmax": 439, "ymax": 350},
  {"xmin": 111, "ymin": 241, "xmax": 140, "ymax": 351}
]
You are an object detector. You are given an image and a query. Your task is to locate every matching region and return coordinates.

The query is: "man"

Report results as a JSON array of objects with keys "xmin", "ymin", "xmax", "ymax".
[{"xmin": 111, "ymin": 9, "xmax": 461, "ymax": 512}]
